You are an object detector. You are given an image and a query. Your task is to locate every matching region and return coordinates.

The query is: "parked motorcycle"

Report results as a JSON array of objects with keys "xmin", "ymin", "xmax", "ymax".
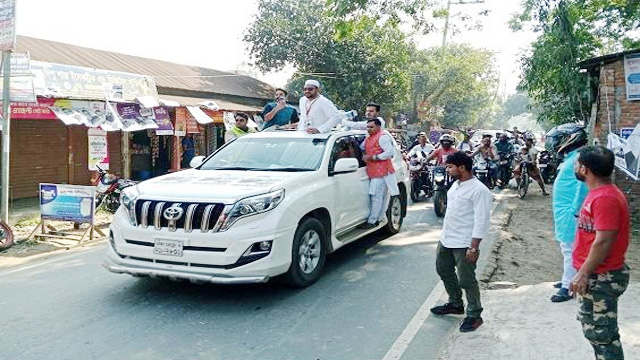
[
  {"xmin": 432, "ymin": 166, "xmax": 453, "ymax": 217},
  {"xmin": 496, "ymin": 151, "xmax": 515, "ymax": 189},
  {"xmin": 473, "ymin": 158, "xmax": 496, "ymax": 189},
  {"xmin": 94, "ymin": 165, "xmax": 136, "ymax": 213},
  {"xmin": 409, "ymin": 152, "xmax": 433, "ymax": 202}
]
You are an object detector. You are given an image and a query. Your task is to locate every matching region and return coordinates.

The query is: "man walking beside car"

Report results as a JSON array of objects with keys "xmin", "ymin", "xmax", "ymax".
[
  {"xmin": 297, "ymin": 79, "xmax": 340, "ymax": 134},
  {"xmin": 359, "ymin": 118, "xmax": 399, "ymax": 229},
  {"xmin": 571, "ymin": 146, "xmax": 630, "ymax": 360},
  {"xmin": 430, "ymin": 151, "xmax": 492, "ymax": 332}
]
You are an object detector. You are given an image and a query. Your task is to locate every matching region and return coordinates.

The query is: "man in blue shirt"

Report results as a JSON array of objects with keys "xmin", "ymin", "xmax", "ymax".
[{"xmin": 261, "ymin": 88, "xmax": 299, "ymax": 130}]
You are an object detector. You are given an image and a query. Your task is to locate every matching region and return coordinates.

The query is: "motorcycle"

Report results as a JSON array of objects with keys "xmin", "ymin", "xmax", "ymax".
[
  {"xmin": 432, "ymin": 166, "xmax": 454, "ymax": 218},
  {"xmin": 94, "ymin": 165, "xmax": 136, "ymax": 213},
  {"xmin": 409, "ymin": 152, "xmax": 433, "ymax": 202},
  {"xmin": 496, "ymin": 152, "xmax": 514, "ymax": 189},
  {"xmin": 473, "ymin": 158, "xmax": 496, "ymax": 189},
  {"xmin": 538, "ymin": 150, "xmax": 557, "ymax": 184}
]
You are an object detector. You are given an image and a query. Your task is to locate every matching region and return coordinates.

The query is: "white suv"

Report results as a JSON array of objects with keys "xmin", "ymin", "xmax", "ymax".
[{"xmin": 103, "ymin": 130, "xmax": 409, "ymax": 287}]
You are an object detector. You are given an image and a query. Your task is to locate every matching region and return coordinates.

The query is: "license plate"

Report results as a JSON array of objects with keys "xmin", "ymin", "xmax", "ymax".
[
  {"xmin": 153, "ymin": 239, "xmax": 183, "ymax": 257},
  {"xmin": 499, "ymin": 160, "xmax": 507, "ymax": 165},
  {"xmin": 539, "ymin": 164, "xmax": 547, "ymax": 168},
  {"xmin": 476, "ymin": 170, "xmax": 488, "ymax": 173}
]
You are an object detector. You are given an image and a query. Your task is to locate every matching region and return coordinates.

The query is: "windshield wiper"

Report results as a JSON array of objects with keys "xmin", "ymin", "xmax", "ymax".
[{"xmin": 253, "ymin": 167, "xmax": 314, "ymax": 172}]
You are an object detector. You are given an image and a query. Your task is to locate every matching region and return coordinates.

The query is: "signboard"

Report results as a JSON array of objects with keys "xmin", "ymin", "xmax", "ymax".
[
  {"xmin": 31, "ymin": 60, "xmax": 158, "ymax": 101},
  {"xmin": 39, "ymin": 184, "xmax": 96, "ymax": 223},
  {"xmin": 174, "ymin": 109, "xmax": 187, "ymax": 136},
  {"xmin": 88, "ymin": 128, "xmax": 109, "ymax": 171},
  {"xmin": 0, "ymin": 51, "xmax": 31, "ymax": 75},
  {"xmin": 6, "ymin": 98, "xmax": 57, "ymax": 119},
  {"xmin": 620, "ymin": 127, "xmax": 635, "ymax": 139},
  {"xmin": 624, "ymin": 53, "xmax": 640, "ymax": 101},
  {"xmin": 0, "ymin": 0, "xmax": 16, "ymax": 51},
  {"xmin": 0, "ymin": 75, "xmax": 36, "ymax": 102}
]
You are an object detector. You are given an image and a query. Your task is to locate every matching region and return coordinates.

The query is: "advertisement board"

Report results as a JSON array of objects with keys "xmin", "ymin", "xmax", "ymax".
[
  {"xmin": 39, "ymin": 184, "xmax": 96, "ymax": 223},
  {"xmin": 0, "ymin": 0, "xmax": 16, "ymax": 51},
  {"xmin": 624, "ymin": 53, "xmax": 640, "ymax": 101},
  {"xmin": 88, "ymin": 128, "xmax": 109, "ymax": 171}
]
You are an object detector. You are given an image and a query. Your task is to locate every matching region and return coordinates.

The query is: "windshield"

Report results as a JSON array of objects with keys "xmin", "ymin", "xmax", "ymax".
[{"xmin": 200, "ymin": 137, "xmax": 327, "ymax": 171}]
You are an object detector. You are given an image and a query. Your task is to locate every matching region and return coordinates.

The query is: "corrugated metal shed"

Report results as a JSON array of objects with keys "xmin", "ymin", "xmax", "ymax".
[
  {"xmin": 159, "ymin": 94, "xmax": 262, "ymax": 112},
  {"xmin": 15, "ymin": 35, "xmax": 274, "ymax": 101}
]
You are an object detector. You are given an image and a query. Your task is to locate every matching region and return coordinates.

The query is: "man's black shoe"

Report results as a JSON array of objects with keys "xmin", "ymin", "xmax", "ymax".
[
  {"xmin": 358, "ymin": 222, "xmax": 378, "ymax": 230},
  {"xmin": 459, "ymin": 317, "xmax": 483, "ymax": 332},
  {"xmin": 553, "ymin": 282, "xmax": 562, "ymax": 289},
  {"xmin": 430, "ymin": 303, "xmax": 464, "ymax": 316},
  {"xmin": 550, "ymin": 288, "xmax": 573, "ymax": 303}
]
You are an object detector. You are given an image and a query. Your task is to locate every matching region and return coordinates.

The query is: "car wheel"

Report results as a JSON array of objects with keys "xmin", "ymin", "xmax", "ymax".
[
  {"xmin": 382, "ymin": 195, "xmax": 403, "ymax": 235},
  {"xmin": 282, "ymin": 217, "xmax": 327, "ymax": 288}
]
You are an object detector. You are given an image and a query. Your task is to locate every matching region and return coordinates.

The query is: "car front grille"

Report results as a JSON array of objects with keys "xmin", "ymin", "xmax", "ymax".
[{"xmin": 134, "ymin": 200, "xmax": 226, "ymax": 232}]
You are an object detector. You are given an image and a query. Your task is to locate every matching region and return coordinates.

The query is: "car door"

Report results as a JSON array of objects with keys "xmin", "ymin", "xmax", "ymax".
[{"xmin": 330, "ymin": 136, "xmax": 370, "ymax": 231}]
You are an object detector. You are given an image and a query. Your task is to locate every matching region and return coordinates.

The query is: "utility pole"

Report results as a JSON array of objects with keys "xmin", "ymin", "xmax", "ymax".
[
  {"xmin": 441, "ymin": 0, "xmax": 485, "ymax": 47},
  {"xmin": 1, "ymin": 50, "xmax": 9, "ymax": 224}
]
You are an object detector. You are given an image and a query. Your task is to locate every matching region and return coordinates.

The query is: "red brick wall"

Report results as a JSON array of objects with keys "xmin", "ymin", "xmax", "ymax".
[{"xmin": 595, "ymin": 60, "xmax": 640, "ymax": 225}]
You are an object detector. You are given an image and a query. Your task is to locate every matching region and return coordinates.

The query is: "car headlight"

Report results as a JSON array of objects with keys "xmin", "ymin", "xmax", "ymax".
[
  {"xmin": 217, "ymin": 189, "xmax": 285, "ymax": 231},
  {"xmin": 120, "ymin": 187, "xmax": 140, "ymax": 225}
]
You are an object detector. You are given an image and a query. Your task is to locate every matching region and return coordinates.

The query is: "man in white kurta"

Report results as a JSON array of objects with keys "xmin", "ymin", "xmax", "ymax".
[
  {"xmin": 359, "ymin": 118, "xmax": 400, "ymax": 229},
  {"xmin": 297, "ymin": 80, "xmax": 340, "ymax": 134}
]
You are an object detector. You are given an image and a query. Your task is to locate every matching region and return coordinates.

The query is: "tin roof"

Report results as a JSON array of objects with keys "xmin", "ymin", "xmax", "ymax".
[
  {"xmin": 578, "ymin": 48, "xmax": 640, "ymax": 71},
  {"xmin": 158, "ymin": 94, "xmax": 263, "ymax": 112},
  {"xmin": 15, "ymin": 35, "xmax": 274, "ymax": 101}
]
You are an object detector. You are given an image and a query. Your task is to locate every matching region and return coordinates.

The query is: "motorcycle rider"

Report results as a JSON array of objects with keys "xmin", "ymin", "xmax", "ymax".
[
  {"xmin": 409, "ymin": 132, "xmax": 435, "ymax": 158},
  {"xmin": 495, "ymin": 133, "xmax": 514, "ymax": 154},
  {"xmin": 471, "ymin": 133, "xmax": 498, "ymax": 186},
  {"xmin": 428, "ymin": 134, "xmax": 457, "ymax": 166},
  {"xmin": 458, "ymin": 131, "xmax": 474, "ymax": 154},
  {"xmin": 514, "ymin": 133, "xmax": 549, "ymax": 196}
]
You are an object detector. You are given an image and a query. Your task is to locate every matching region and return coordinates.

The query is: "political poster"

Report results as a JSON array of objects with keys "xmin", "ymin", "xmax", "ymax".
[
  {"xmin": 624, "ymin": 53, "xmax": 640, "ymax": 101},
  {"xmin": 88, "ymin": 128, "xmax": 109, "ymax": 171},
  {"xmin": 608, "ymin": 122, "xmax": 640, "ymax": 180},
  {"xmin": 153, "ymin": 107, "xmax": 174, "ymax": 135},
  {"xmin": 39, "ymin": 184, "xmax": 96, "ymax": 223}
]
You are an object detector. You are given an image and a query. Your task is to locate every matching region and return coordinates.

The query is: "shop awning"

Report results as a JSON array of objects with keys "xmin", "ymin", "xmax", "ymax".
[{"xmin": 157, "ymin": 94, "xmax": 263, "ymax": 112}]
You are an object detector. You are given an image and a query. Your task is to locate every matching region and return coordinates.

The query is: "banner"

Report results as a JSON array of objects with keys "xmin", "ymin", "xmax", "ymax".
[
  {"xmin": 624, "ymin": 53, "xmax": 640, "ymax": 101},
  {"xmin": 31, "ymin": 60, "xmax": 158, "ymax": 101},
  {"xmin": 50, "ymin": 99, "xmax": 123, "ymax": 130},
  {"xmin": 39, "ymin": 183, "xmax": 95, "ymax": 223},
  {"xmin": 0, "ymin": 75, "xmax": 36, "ymax": 102},
  {"xmin": 9, "ymin": 98, "xmax": 57, "ymax": 120},
  {"xmin": 88, "ymin": 128, "xmax": 109, "ymax": 171},
  {"xmin": 153, "ymin": 107, "xmax": 174, "ymax": 135},
  {"xmin": 608, "ymin": 122, "xmax": 640, "ymax": 180}
]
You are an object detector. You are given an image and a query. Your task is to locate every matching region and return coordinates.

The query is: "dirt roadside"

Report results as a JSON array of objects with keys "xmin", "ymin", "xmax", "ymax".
[{"xmin": 0, "ymin": 212, "xmax": 112, "ymax": 269}]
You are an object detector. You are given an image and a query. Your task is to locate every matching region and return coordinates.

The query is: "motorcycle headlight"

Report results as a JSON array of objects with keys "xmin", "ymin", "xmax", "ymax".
[
  {"xmin": 434, "ymin": 174, "xmax": 445, "ymax": 182},
  {"xmin": 218, "ymin": 189, "xmax": 285, "ymax": 231}
]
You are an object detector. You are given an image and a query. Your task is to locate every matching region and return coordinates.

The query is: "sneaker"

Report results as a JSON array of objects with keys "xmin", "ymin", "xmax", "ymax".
[
  {"xmin": 550, "ymin": 288, "xmax": 573, "ymax": 303},
  {"xmin": 459, "ymin": 317, "xmax": 483, "ymax": 332},
  {"xmin": 430, "ymin": 303, "xmax": 464, "ymax": 316}
]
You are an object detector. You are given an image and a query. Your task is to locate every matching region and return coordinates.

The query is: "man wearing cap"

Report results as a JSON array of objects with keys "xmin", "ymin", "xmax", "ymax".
[
  {"xmin": 261, "ymin": 88, "xmax": 299, "ymax": 130},
  {"xmin": 408, "ymin": 132, "xmax": 435, "ymax": 158},
  {"xmin": 297, "ymin": 80, "xmax": 340, "ymax": 134}
]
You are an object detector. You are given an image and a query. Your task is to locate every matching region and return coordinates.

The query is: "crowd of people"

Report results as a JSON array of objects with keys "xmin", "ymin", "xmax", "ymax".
[{"xmin": 212, "ymin": 79, "xmax": 631, "ymax": 359}]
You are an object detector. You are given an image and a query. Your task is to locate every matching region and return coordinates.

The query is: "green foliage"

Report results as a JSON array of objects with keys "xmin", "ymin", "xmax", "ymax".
[{"xmin": 513, "ymin": 0, "xmax": 640, "ymax": 126}]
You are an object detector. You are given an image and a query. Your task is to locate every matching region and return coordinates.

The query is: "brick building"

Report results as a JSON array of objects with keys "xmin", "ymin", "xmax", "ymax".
[{"xmin": 579, "ymin": 49, "xmax": 640, "ymax": 225}]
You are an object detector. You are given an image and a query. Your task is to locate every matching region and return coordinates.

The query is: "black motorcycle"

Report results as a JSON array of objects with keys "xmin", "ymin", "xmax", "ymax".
[
  {"xmin": 538, "ymin": 150, "xmax": 557, "ymax": 184},
  {"xmin": 409, "ymin": 152, "xmax": 433, "ymax": 202},
  {"xmin": 432, "ymin": 166, "xmax": 454, "ymax": 217},
  {"xmin": 473, "ymin": 157, "xmax": 497, "ymax": 189},
  {"xmin": 94, "ymin": 165, "xmax": 136, "ymax": 213},
  {"xmin": 496, "ymin": 151, "xmax": 514, "ymax": 189}
]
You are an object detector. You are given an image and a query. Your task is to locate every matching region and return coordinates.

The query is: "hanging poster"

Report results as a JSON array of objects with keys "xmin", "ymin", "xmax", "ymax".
[
  {"xmin": 173, "ymin": 107, "xmax": 186, "ymax": 136},
  {"xmin": 223, "ymin": 111, "xmax": 235, "ymax": 131},
  {"xmin": 0, "ymin": 0, "xmax": 16, "ymax": 51},
  {"xmin": 608, "ymin": 122, "xmax": 640, "ymax": 180},
  {"xmin": 116, "ymin": 103, "xmax": 159, "ymax": 132},
  {"xmin": 39, "ymin": 183, "xmax": 96, "ymax": 223},
  {"xmin": 153, "ymin": 107, "xmax": 174, "ymax": 135},
  {"xmin": 624, "ymin": 53, "xmax": 640, "ymax": 101},
  {"xmin": 203, "ymin": 109, "xmax": 224, "ymax": 123},
  {"xmin": 88, "ymin": 128, "xmax": 109, "ymax": 171}
]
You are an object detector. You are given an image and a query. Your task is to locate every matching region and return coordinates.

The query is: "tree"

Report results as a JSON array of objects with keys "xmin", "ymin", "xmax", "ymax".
[
  {"xmin": 512, "ymin": 0, "xmax": 640, "ymax": 126},
  {"xmin": 244, "ymin": 0, "xmax": 414, "ymax": 113}
]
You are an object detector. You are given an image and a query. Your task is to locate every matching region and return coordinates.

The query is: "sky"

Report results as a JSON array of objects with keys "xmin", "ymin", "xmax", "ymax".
[{"xmin": 15, "ymin": 0, "xmax": 537, "ymax": 96}]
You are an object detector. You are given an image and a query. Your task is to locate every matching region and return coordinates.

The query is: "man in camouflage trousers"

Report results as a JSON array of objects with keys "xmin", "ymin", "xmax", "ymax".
[{"xmin": 571, "ymin": 146, "xmax": 630, "ymax": 360}]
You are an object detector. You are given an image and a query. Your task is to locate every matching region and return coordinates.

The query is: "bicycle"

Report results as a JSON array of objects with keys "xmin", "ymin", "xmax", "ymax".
[
  {"xmin": 0, "ymin": 219, "xmax": 14, "ymax": 250},
  {"xmin": 518, "ymin": 161, "xmax": 531, "ymax": 199}
]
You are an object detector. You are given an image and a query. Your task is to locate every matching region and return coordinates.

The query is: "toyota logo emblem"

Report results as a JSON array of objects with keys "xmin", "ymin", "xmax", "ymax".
[{"xmin": 163, "ymin": 205, "xmax": 184, "ymax": 221}]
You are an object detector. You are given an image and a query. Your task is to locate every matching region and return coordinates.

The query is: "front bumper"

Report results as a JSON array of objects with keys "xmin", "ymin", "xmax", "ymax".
[{"xmin": 104, "ymin": 208, "xmax": 297, "ymax": 284}]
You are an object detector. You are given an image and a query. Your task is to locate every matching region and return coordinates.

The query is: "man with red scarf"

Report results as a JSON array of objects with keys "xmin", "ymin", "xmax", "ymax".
[{"xmin": 359, "ymin": 118, "xmax": 400, "ymax": 229}]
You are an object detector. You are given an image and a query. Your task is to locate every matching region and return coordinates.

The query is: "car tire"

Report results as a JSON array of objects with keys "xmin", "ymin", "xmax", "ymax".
[
  {"xmin": 282, "ymin": 217, "xmax": 327, "ymax": 288},
  {"xmin": 382, "ymin": 195, "xmax": 403, "ymax": 235}
]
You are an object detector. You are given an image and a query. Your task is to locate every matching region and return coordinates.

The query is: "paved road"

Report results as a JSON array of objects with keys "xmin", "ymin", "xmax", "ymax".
[{"xmin": 0, "ymin": 201, "xmax": 474, "ymax": 360}]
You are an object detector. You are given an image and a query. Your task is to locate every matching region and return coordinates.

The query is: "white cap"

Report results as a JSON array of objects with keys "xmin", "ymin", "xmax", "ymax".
[{"xmin": 304, "ymin": 79, "xmax": 320, "ymax": 88}]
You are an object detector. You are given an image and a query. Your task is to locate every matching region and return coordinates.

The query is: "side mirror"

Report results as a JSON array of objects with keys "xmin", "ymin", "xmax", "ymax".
[
  {"xmin": 332, "ymin": 158, "xmax": 359, "ymax": 174},
  {"xmin": 189, "ymin": 156, "xmax": 206, "ymax": 168}
]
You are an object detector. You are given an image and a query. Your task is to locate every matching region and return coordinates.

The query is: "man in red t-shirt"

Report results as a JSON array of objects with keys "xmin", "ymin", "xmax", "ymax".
[
  {"xmin": 428, "ymin": 134, "xmax": 457, "ymax": 166},
  {"xmin": 570, "ymin": 146, "xmax": 630, "ymax": 360}
]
